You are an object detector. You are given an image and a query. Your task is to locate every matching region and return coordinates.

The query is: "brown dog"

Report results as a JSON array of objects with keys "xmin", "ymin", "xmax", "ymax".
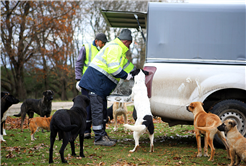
[
  {"xmin": 217, "ymin": 119, "xmax": 246, "ymax": 166},
  {"xmin": 113, "ymin": 102, "xmax": 128, "ymax": 132},
  {"xmin": 186, "ymin": 102, "xmax": 230, "ymax": 161},
  {"xmin": 29, "ymin": 116, "xmax": 52, "ymax": 141}
]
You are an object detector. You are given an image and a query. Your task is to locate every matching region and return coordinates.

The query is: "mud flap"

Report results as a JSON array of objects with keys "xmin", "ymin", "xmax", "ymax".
[{"xmin": 144, "ymin": 66, "xmax": 157, "ymax": 98}]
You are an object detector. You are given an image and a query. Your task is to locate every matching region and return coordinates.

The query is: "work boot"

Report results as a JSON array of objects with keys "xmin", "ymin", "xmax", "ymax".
[
  {"xmin": 84, "ymin": 133, "xmax": 91, "ymax": 139},
  {"xmin": 94, "ymin": 136, "xmax": 116, "ymax": 146},
  {"xmin": 105, "ymin": 135, "xmax": 117, "ymax": 142}
]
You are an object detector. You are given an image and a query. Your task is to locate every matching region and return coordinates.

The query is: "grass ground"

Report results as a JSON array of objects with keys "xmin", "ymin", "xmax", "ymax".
[{"xmin": 1, "ymin": 105, "xmax": 236, "ymax": 166}]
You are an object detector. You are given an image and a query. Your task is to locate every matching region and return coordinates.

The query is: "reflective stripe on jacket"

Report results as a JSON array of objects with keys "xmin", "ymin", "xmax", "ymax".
[
  {"xmin": 79, "ymin": 38, "xmax": 135, "ymax": 98},
  {"xmin": 83, "ymin": 43, "xmax": 99, "ymax": 74},
  {"xmin": 90, "ymin": 38, "xmax": 134, "ymax": 84}
]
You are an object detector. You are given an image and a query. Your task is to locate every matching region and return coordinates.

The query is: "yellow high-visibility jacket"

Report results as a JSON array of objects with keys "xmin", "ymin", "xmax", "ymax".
[
  {"xmin": 82, "ymin": 43, "xmax": 99, "ymax": 74},
  {"xmin": 79, "ymin": 38, "xmax": 135, "ymax": 98}
]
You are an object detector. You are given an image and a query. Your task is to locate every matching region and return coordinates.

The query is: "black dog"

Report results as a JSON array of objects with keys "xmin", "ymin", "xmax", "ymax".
[
  {"xmin": 107, "ymin": 105, "xmax": 113, "ymax": 122},
  {"xmin": 14, "ymin": 90, "xmax": 54, "ymax": 132},
  {"xmin": 49, "ymin": 95, "xmax": 89, "ymax": 164},
  {"xmin": 1, "ymin": 92, "xmax": 20, "ymax": 141}
]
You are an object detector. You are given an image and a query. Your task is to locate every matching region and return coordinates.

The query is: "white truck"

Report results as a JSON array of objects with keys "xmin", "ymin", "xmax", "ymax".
[{"xmin": 102, "ymin": 2, "xmax": 246, "ymax": 143}]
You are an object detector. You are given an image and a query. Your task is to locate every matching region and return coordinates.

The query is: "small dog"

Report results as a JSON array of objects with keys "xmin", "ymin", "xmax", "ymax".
[
  {"xmin": 14, "ymin": 90, "xmax": 54, "ymax": 132},
  {"xmin": 29, "ymin": 116, "xmax": 52, "ymax": 141},
  {"xmin": 49, "ymin": 95, "xmax": 89, "ymax": 164},
  {"xmin": 1, "ymin": 92, "xmax": 20, "ymax": 142},
  {"xmin": 112, "ymin": 102, "xmax": 128, "ymax": 131},
  {"xmin": 217, "ymin": 119, "xmax": 246, "ymax": 166},
  {"xmin": 124, "ymin": 69, "xmax": 154, "ymax": 153},
  {"xmin": 186, "ymin": 102, "xmax": 230, "ymax": 161}
]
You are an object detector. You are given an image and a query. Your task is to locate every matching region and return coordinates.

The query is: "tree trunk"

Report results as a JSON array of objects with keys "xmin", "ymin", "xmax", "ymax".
[
  {"xmin": 15, "ymin": 67, "xmax": 27, "ymax": 101},
  {"xmin": 61, "ymin": 78, "xmax": 68, "ymax": 100}
]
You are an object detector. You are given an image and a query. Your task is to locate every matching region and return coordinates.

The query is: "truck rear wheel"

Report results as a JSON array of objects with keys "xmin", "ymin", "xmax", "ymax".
[{"xmin": 210, "ymin": 99, "xmax": 246, "ymax": 145}]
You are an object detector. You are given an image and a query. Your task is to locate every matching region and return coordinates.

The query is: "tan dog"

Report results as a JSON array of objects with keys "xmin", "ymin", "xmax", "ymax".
[
  {"xmin": 113, "ymin": 102, "xmax": 127, "ymax": 132},
  {"xmin": 217, "ymin": 119, "xmax": 246, "ymax": 166},
  {"xmin": 186, "ymin": 102, "xmax": 230, "ymax": 161},
  {"xmin": 29, "ymin": 116, "xmax": 52, "ymax": 141}
]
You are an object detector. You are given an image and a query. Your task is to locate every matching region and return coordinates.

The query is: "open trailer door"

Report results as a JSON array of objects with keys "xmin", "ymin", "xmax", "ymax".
[
  {"xmin": 101, "ymin": 9, "xmax": 156, "ymax": 99},
  {"xmin": 100, "ymin": 9, "xmax": 147, "ymax": 42}
]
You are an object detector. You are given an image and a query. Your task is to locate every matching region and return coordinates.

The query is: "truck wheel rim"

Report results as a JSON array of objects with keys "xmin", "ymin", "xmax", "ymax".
[{"xmin": 220, "ymin": 109, "xmax": 246, "ymax": 136}]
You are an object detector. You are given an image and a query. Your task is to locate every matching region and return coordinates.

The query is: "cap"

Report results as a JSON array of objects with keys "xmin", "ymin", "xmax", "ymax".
[
  {"xmin": 118, "ymin": 29, "xmax": 132, "ymax": 41},
  {"xmin": 95, "ymin": 33, "xmax": 108, "ymax": 43}
]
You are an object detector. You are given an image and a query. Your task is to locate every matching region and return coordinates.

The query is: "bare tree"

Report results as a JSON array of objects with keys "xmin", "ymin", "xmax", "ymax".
[
  {"xmin": 1, "ymin": 1, "xmax": 82, "ymax": 100},
  {"xmin": 1, "ymin": 1, "xmax": 34, "ymax": 100}
]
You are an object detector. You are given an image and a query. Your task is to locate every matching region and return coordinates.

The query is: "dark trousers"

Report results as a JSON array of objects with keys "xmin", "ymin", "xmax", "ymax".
[
  {"xmin": 87, "ymin": 91, "xmax": 108, "ymax": 142},
  {"xmin": 81, "ymin": 88, "xmax": 92, "ymax": 134}
]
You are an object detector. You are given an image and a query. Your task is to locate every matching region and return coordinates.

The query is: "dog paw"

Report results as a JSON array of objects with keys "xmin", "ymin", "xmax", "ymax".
[
  {"xmin": 113, "ymin": 128, "xmax": 117, "ymax": 131},
  {"xmin": 204, "ymin": 154, "xmax": 209, "ymax": 157},
  {"xmin": 3, "ymin": 130, "xmax": 7, "ymax": 135},
  {"xmin": 129, "ymin": 150, "xmax": 135, "ymax": 153},
  {"xmin": 197, "ymin": 154, "xmax": 202, "ymax": 157},
  {"xmin": 149, "ymin": 146, "xmax": 154, "ymax": 152}
]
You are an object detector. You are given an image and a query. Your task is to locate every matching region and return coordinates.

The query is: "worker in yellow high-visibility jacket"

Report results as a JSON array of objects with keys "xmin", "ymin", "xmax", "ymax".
[
  {"xmin": 79, "ymin": 29, "xmax": 136, "ymax": 146},
  {"xmin": 75, "ymin": 33, "xmax": 108, "ymax": 139}
]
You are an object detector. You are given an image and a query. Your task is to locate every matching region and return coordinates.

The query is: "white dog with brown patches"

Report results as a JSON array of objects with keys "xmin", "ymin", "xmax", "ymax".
[{"xmin": 124, "ymin": 69, "xmax": 154, "ymax": 153}]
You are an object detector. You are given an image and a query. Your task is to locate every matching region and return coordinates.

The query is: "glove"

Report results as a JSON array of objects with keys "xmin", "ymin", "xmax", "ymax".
[
  {"xmin": 126, "ymin": 73, "xmax": 133, "ymax": 80},
  {"xmin": 76, "ymin": 81, "xmax": 82, "ymax": 92}
]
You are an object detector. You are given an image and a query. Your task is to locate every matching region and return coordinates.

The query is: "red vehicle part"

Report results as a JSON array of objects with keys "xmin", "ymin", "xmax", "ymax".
[{"xmin": 143, "ymin": 66, "xmax": 157, "ymax": 98}]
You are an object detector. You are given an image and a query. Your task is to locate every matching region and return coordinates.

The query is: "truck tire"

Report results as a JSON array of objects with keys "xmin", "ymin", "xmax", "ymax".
[{"xmin": 210, "ymin": 99, "xmax": 246, "ymax": 145}]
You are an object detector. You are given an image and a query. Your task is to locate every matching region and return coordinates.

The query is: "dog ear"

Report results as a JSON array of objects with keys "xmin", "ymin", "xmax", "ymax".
[
  {"xmin": 229, "ymin": 120, "xmax": 236, "ymax": 127},
  {"xmin": 190, "ymin": 103, "xmax": 195, "ymax": 109},
  {"xmin": 141, "ymin": 69, "xmax": 149, "ymax": 76},
  {"xmin": 0, "ymin": 92, "xmax": 10, "ymax": 99},
  {"xmin": 43, "ymin": 91, "xmax": 47, "ymax": 96},
  {"xmin": 130, "ymin": 69, "xmax": 140, "ymax": 77}
]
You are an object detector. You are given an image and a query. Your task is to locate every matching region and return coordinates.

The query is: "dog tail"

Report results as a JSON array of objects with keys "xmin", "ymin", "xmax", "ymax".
[
  {"xmin": 123, "ymin": 124, "xmax": 147, "ymax": 132},
  {"xmin": 196, "ymin": 121, "xmax": 218, "ymax": 132},
  {"xmin": 124, "ymin": 115, "xmax": 154, "ymax": 134},
  {"xmin": 13, "ymin": 112, "xmax": 21, "ymax": 117}
]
